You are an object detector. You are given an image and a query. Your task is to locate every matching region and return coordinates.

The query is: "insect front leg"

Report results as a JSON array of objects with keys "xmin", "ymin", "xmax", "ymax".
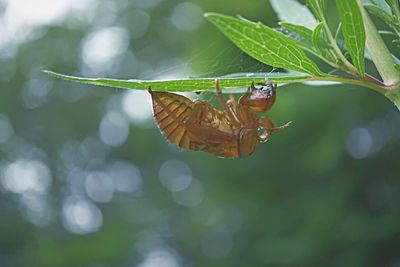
[
  {"xmin": 215, "ymin": 79, "xmax": 242, "ymax": 127},
  {"xmin": 259, "ymin": 116, "xmax": 291, "ymax": 131},
  {"xmin": 257, "ymin": 116, "xmax": 291, "ymax": 142},
  {"xmin": 215, "ymin": 79, "xmax": 226, "ymax": 107}
]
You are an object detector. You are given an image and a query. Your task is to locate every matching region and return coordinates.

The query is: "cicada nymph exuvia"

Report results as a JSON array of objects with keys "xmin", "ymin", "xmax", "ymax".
[{"xmin": 148, "ymin": 79, "xmax": 291, "ymax": 158}]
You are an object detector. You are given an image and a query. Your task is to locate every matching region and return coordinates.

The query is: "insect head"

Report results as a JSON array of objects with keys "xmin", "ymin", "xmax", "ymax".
[{"xmin": 248, "ymin": 80, "xmax": 276, "ymax": 112}]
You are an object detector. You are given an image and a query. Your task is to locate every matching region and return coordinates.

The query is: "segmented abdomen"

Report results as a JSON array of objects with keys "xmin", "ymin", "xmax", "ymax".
[{"xmin": 149, "ymin": 90, "xmax": 195, "ymax": 149}]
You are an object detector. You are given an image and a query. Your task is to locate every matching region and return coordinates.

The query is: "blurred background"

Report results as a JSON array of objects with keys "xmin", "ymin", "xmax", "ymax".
[{"xmin": 0, "ymin": 0, "xmax": 399, "ymax": 266}]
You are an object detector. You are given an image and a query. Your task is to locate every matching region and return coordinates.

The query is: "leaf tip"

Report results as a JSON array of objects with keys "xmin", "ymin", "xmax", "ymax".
[
  {"xmin": 43, "ymin": 70, "xmax": 59, "ymax": 78},
  {"xmin": 43, "ymin": 70, "xmax": 73, "ymax": 81},
  {"xmin": 203, "ymin": 12, "xmax": 219, "ymax": 20}
]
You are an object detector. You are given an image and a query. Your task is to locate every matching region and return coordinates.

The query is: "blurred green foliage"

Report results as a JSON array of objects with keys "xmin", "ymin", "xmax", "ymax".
[{"xmin": 0, "ymin": 0, "xmax": 399, "ymax": 267}]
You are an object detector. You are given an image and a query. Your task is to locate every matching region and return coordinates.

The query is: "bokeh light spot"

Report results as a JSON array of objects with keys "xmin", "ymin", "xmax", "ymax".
[
  {"xmin": 107, "ymin": 160, "xmax": 142, "ymax": 193},
  {"xmin": 62, "ymin": 196, "xmax": 103, "ymax": 234},
  {"xmin": 122, "ymin": 90, "xmax": 153, "ymax": 126},
  {"xmin": 0, "ymin": 114, "xmax": 14, "ymax": 144},
  {"xmin": 172, "ymin": 178, "xmax": 204, "ymax": 207},
  {"xmin": 171, "ymin": 2, "xmax": 203, "ymax": 31},
  {"xmin": 159, "ymin": 160, "xmax": 192, "ymax": 192},
  {"xmin": 85, "ymin": 171, "xmax": 114, "ymax": 203},
  {"xmin": 21, "ymin": 78, "xmax": 53, "ymax": 109},
  {"xmin": 346, "ymin": 127, "xmax": 373, "ymax": 159},
  {"xmin": 1, "ymin": 159, "xmax": 51, "ymax": 195},
  {"xmin": 0, "ymin": 0, "xmax": 97, "ymax": 58},
  {"xmin": 79, "ymin": 136, "xmax": 107, "ymax": 166},
  {"xmin": 19, "ymin": 194, "xmax": 51, "ymax": 226},
  {"xmin": 81, "ymin": 26, "xmax": 130, "ymax": 75},
  {"xmin": 99, "ymin": 111, "xmax": 130, "ymax": 147},
  {"xmin": 137, "ymin": 249, "xmax": 180, "ymax": 267}
]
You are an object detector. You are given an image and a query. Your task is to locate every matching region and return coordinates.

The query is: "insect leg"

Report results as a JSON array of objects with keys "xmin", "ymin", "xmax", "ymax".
[
  {"xmin": 215, "ymin": 79, "xmax": 241, "ymax": 126},
  {"xmin": 225, "ymin": 98, "xmax": 242, "ymax": 127},
  {"xmin": 259, "ymin": 116, "xmax": 291, "ymax": 132},
  {"xmin": 271, "ymin": 121, "xmax": 292, "ymax": 131},
  {"xmin": 215, "ymin": 79, "xmax": 227, "ymax": 107}
]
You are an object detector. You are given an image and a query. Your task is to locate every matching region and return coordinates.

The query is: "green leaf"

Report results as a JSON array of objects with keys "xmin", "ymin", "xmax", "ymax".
[
  {"xmin": 336, "ymin": 0, "xmax": 366, "ymax": 77},
  {"xmin": 312, "ymin": 22, "xmax": 335, "ymax": 61},
  {"xmin": 45, "ymin": 70, "xmax": 387, "ymax": 95},
  {"xmin": 307, "ymin": 0, "xmax": 327, "ymax": 21},
  {"xmin": 365, "ymin": 3, "xmax": 400, "ymax": 35},
  {"xmin": 279, "ymin": 22, "xmax": 313, "ymax": 42},
  {"xmin": 312, "ymin": 22, "xmax": 327, "ymax": 55},
  {"xmin": 44, "ymin": 71, "xmax": 312, "ymax": 92},
  {"xmin": 395, "ymin": 64, "xmax": 400, "ymax": 72},
  {"xmin": 279, "ymin": 22, "xmax": 317, "ymax": 53},
  {"xmin": 270, "ymin": 0, "xmax": 318, "ymax": 28},
  {"xmin": 204, "ymin": 13, "xmax": 326, "ymax": 76},
  {"xmin": 384, "ymin": 0, "xmax": 400, "ymax": 18}
]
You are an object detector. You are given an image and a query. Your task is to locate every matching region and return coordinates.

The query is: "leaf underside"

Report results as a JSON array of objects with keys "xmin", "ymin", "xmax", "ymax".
[
  {"xmin": 44, "ymin": 71, "xmax": 312, "ymax": 92},
  {"xmin": 336, "ymin": 0, "xmax": 366, "ymax": 77},
  {"xmin": 279, "ymin": 22, "xmax": 313, "ymax": 42},
  {"xmin": 204, "ymin": 13, "xmax": 326, "ymax": 76}
]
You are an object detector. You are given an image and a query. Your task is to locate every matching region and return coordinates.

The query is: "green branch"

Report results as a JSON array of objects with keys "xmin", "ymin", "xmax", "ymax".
[{"xmin": 357, "ymin": 0, "xmax": 400, "ymax": 85}]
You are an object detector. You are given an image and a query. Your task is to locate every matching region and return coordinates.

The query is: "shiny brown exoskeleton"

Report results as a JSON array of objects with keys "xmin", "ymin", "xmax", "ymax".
[{"xmin": 149, "ymin": 79, "xmax": 290, "ymax": 158}]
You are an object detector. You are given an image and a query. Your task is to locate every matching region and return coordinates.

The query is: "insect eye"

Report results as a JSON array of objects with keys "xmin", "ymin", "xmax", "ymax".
[
  {"xmin": 258, "ymin": 86, "xmax": 270, "ymax": 94},
  {"xmin": 259, "ymin": 87, "xmax": 272, "ymax": 98}
]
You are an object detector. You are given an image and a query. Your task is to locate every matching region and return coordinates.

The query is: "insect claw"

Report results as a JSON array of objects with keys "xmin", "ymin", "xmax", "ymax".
[{"xmin": 250, "ymin": 82, "xmax": 256, "ymax": 92}]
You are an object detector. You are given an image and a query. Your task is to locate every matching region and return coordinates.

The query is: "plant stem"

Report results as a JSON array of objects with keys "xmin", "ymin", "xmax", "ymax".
[
  {"xmin": 385, "ymin": 87, "xmax": 400, "ymax": 110},
  {"xmin": 357, "ymin": 0, "xmax": 400, "ymax": 85},
  {"xmin": 321, "ymin": 20, "xmax": 359, "ymax": 76},
  {"xmin": 308, "ymin": 75, "xmax": 384, "ymax": 93},
  {"xmin": 301, "ymin": 44, "xmax": 345, "ymax": 70}
]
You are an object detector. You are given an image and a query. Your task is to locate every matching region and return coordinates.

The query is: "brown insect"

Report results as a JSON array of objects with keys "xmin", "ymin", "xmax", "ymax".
[{"xmin": 148, "ymin": 79, "xmax": 290, "ymax": 158}]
